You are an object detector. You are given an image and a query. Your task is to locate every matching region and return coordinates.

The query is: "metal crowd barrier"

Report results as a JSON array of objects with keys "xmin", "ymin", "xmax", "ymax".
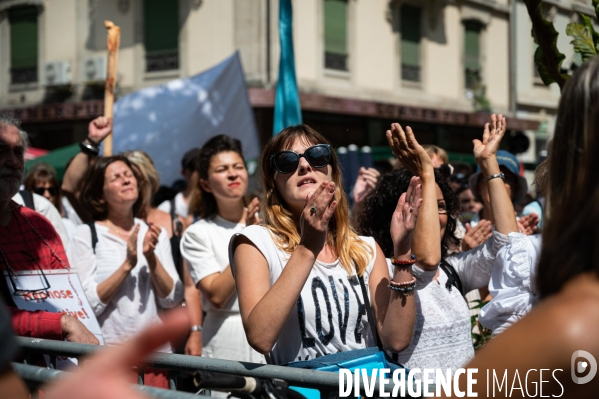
[
  {"xmin": 12, "ymin": 362, "xmax": 204, "ymax": 399},
  {"xmin": 16, "ymin": 337, "xmax": 423, "ymax": 398}
]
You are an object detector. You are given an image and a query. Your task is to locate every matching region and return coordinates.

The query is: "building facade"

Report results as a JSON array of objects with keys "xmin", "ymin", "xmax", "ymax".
[{"xmin": 2, "ymin": 0, "xmax": 574, "ymax": 171}]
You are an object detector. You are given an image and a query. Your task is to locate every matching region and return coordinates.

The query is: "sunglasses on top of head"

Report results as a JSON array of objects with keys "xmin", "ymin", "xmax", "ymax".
[{"xmin": 271, "ymin": 144, "xmax": 332, "ymax": 174}]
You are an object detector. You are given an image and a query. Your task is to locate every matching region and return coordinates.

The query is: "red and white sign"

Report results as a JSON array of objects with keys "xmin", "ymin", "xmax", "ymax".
[{"xmin": 5, "ymin": 269, "xmax": 104, "ymax": 368}]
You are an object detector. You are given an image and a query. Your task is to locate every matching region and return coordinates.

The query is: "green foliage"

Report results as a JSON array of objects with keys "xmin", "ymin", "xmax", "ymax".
[
  {"xmin": 566, "ymin": 14, "xmax": 599, "ymax": 63},
  {"xmin": 524, "ymin": 0, "xmax": 569, "ymax": 88},
  {"xmin": 466, "ymin": 71, "xmax": 492, "ymax": 112},
  {"xmin": 469, "ymin": 299, "xmax": 493, "ymax": 351}
]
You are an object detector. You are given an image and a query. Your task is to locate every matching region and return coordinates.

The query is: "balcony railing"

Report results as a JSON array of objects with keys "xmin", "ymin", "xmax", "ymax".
[
  {"xmin": 146, "ymin": 51, "xmax": 179, "ymax": 72},
  {"xmin": 324, "ymin": 52, "xmax": 348, "ymax": 71},
  {"xmin": 401, "ymin": 64, "xmax": 421, "ymax": 82},
  {"xmin": 11, "ymin": 66, "xmax": 38, "ymax": 84}
]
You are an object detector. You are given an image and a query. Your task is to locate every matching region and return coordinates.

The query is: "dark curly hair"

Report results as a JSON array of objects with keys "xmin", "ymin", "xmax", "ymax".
[
  {"xmin": 357, "ymin": 168, "xmax": 459, "ymax": 259},
  {"xmin": 193, "ymin": 134, "xmax": 246, "ymax": 219}
]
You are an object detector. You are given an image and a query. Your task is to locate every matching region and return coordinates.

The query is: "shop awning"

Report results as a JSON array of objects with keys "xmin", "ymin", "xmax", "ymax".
[{"xmin": 24, "ymin": 143, "xmax": 80, "ymax": 181}]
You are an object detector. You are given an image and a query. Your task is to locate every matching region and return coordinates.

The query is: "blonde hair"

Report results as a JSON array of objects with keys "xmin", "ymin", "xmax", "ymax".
[
  {"xmin": 260, "ymin": 125, "xmax": 373, "ymax": 276},
  {"xmin": 423, "ymin": 145, "xmax": 449, "ymax": 164},
  {"xmin": 123, "ymin": 150, "xmax": 159, "ymax": 216}
]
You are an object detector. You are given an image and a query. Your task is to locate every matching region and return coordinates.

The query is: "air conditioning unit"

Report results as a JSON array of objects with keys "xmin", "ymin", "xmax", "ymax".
[
  {"xmin": 81, "ymin": 55, "xmax": 107, "ymax": 83},
  {"xmin": 43, "ymin": 61, "xmax": 73, "ymax": 86}
]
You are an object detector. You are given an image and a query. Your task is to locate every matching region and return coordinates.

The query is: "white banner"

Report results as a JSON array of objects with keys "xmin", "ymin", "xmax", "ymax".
[{"xmin": 111, "ymin": 52, "xmax": 261, "ymax": 186}]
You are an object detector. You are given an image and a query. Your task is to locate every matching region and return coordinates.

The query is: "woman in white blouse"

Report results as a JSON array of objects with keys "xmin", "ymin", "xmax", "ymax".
[
  {"xmin": 358, "ymin": 114, "xmax": 520, "ymax": 372},
  {"xmin": 180, "ymin": 135, "xmax": 264, "ymax": 364},
  {"xmin": 68, "ymin": 155, "xmax": 183, "ymax": 349}
]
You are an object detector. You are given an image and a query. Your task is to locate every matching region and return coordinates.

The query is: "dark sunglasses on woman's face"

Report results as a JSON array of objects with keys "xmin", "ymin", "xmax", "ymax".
[
  {"xmin": 271, "ymin": 144, "xmax": 332, "ymax": 174},
  {"xmin": 34, "ymin": 187, "xmax": 57, "ymax": 197}
]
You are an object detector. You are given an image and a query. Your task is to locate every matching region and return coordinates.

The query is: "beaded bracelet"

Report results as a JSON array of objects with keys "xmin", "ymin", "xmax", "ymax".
[
  {"xmin": 389, "ymin": 277, "xmax": 417, "ymax": 287},
  {"xmin": 390, "ymin": 254, "xmax": 416, "ymax": 267},
  {"xmin": 388, "ymin": 283, "xmax": 416, "ymax": 297}
]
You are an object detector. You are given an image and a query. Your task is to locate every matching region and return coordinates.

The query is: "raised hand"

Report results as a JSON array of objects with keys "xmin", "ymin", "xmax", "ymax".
[
  {"xmin": 143, "ymin": 223, "xmax": 161, "ymax": 255},
  {"xmin": 299, "ymin": 181, "xmax": 337, "ymax": 254},
  {"xmin": 386, "ymin": 123, "xmax": 433, "ymax": 176},
  {"xmin": 352, "ymin": 167, "xmax": 380, "ymax": 204},
  {"xmin": 517, "ymin": 213, "xmax": 539, "ymax": 235},
  {"xmin": 88, "ymin": 116, "xmax": 113, "ymax": 144},
  {"xmin": 473, "ymin": 114, "xmax": 506, "ymax": 165},
  {"xmin": 390, "ymin": 176, "xmax": 422, "ymax": 255},
  {"xmin": 245, "ymin": 197, "xmax": 262, "ymax": 226},
  {"xmin": 126, "ymin": 225, "xmax": 140, "ymax": 270},
  {"xmin": 461, "ymin": 220, "xmax": 493, "ymax": 252}
]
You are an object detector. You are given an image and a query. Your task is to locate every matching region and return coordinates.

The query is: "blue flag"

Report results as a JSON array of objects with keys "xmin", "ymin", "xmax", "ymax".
[{"xmin": 273, "ymin": 0, "xmax": 302, "ymax": 136}]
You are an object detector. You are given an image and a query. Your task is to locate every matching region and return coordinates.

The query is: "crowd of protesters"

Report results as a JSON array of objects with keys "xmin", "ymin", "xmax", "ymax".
[{"xmin": 3, "ymin": 56, "xmax": 599, "ymax": 399}]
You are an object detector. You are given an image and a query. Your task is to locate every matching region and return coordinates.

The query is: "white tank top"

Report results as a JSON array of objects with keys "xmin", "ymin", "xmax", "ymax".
[{"xmin": 230, "ymin": 225, "xmax": 377, "ymax": 365}]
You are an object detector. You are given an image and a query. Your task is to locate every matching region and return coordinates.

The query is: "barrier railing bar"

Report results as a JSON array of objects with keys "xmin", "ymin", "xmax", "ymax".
[
  {"xmin": 11, "ymin": 363, "xmax": 208, "ymax": 399},
  {"xmin": 16, "ymin": 337, "xmax": 422, "ymax": 397}
]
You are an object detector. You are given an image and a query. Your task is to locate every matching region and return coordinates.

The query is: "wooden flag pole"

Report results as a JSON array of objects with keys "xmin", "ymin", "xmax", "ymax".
[{"xmin": 103, "ymin": 20, "xmax": 121, "ymax": 156}]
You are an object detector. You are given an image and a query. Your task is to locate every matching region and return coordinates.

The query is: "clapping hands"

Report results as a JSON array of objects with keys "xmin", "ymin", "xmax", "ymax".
[
  {"xmin": 473, "ymin": 114, "xmax": 506, "ymax": 166},
  {"xmin": 386, "ymin": 123, "xmax": 433, "ymax": 177},
  {"xmin": 390, "ymin": 176, "xmax": 422, "ymax": 255}
]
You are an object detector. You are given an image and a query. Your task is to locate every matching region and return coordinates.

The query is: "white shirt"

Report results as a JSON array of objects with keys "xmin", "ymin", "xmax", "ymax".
[
  {"xmin": 180, "ymin": 215, "xmax": 265, "ymax": 365},
  {"xmin": 67, "ymin": 219, "xmax": 183, "ymax": 348},
  {"xmin": 13, "ymin": 192, "xmax": 69, "ymax": 247},
  {"xmin": 62, "ymin": 196, "xmax": 83, "ymax": 226},
  {"xmin": 390, "ymin": 229, "xmax": 508, "ymax": 372},
  {"xmin": 158, "ymin": 192, "xmax": 188, "ymax": 218},
  {"xmin": 230, "ymin": 225, "xmax": 377, "ymax": 365},
  {"xmin": 479, "ymin": 233, "xmax": 541, "ymax": 336},
  {"xmin": 180, "ymin": 215, "xmax": 246, "ymax": 314}
]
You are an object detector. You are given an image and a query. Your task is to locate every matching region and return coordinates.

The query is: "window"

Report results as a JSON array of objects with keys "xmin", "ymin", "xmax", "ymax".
[
  {"xmin": 324, "ymin": 0, "xmax": 348, "ymax": 71},
  {"xmin": 464, "ymin": 21, "xmax": 482, "ymax": 89},
  {"xmin": 8, "ymin": 6, "xmax": 38, "ymax": 84},
  {"xmin": 400, "ymin": 5, "xmax": 422, "ymax": 82},
  {"xmin": 144, "ymin": 0, "xmax": 179, "ymax": 72}
]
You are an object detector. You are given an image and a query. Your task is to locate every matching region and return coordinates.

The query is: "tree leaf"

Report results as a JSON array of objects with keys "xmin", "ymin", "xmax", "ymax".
[
  {"xmin": 567, "ymin": 14, "xmax": 599, "ymax": 62},
  {"xmin": 524, "ymin": 0, "xmax": 569, "ymax": 89},
  {"xmin": 593, "ymin": 0, "xmax": 599, "ymax": 22}
]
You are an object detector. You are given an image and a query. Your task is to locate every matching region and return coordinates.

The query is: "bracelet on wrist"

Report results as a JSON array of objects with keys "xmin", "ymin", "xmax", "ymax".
[
  {"xmin": 79, "ymin": 140, "xmax": 99, "ymax": 156},
  {"xmin": 191, "ymin": 325, "xmax": 203, "ymax": 333},
  {"xmin": 86, "ymin": 136, "xmax": 100, "ymax": 146},
  {"xmin": 388, "ymin": 278, "xmax": 417, "ymax": 297},
  {"xmin": 390, "ymin": 254, "xmax": 416, "ymax": 267},
  {"xmin": 483, "ymin": 172, "xmax": 505, "ymax": 183}
]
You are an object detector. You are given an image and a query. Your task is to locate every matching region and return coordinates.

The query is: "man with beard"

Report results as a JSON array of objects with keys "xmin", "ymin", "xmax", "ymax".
[{"xmin": 0, "ymin": 113, "xmax": 97, "ymax": 344}]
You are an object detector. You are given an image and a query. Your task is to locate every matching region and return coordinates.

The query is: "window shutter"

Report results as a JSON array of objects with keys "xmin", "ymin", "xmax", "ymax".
[
  {"xmin": 400, "ymin": 5, "xmax": 421, "ymax": 68},
  {"xmin": 144, "ymin": 0, "xmax": 179, "ymax": 54},
  {"xmin": 464, "ymin": 21, "xmax": 481, "ymax": 71},
  {"xmin": 324, "ymin": 0, "xmax": 347, "ymax": 55},
  {"xmin": 8, "ymin": 6, "xmax": 38, "ymax": 69}
]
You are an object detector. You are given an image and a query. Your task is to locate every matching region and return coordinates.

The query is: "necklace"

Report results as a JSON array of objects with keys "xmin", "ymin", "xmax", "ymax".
[{"xmin": 105, "ymin": 219, "xmax": 135, "ymax": 239}]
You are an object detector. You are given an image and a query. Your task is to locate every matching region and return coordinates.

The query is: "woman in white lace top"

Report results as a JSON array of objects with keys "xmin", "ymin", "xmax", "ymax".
[{"xmin": 358, "ymin": 115, "xmax": 520, "ymax": 372}]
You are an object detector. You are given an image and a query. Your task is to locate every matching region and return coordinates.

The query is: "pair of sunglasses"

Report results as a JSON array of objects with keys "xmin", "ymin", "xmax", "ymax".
[
  {"xmin": 271, "ymin": 144, "xmax": 332, "ymax": 174},
  {"xmin": 34, "ymin": 187, "xmax": 57, "ymax": 197}
]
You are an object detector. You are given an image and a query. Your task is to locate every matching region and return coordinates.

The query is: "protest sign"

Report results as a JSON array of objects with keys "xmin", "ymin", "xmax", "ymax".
[{"xmin": 5, "ymin": 269, "xmax": 104, "ymax": 369}]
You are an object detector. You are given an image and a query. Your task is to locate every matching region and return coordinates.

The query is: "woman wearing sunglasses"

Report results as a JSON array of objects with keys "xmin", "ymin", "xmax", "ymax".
[
  {"xmin": 358, "ymin": 116, "xmax": 519, "ymax": 372},
  {"xmin": 229, "ymin": 125, "xmax": 417, "ymax": 365},
  {"xmin": 24, "ymin": 162, "xmax": 76, "ymax": 241},
  {"xmin": 180, "ymin": 135, "xmax": 264, "ymax": 368}
]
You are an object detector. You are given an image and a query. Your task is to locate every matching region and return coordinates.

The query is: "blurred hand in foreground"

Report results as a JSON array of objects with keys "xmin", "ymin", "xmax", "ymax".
[{"xmin": 45, "ymin": 308, "xmax": 190, "ymax": 399}]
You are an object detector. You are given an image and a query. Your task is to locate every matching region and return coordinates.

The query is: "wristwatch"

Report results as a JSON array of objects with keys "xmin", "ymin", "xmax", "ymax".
[{"xmin": 190, "ymin": 325, "xmax": 203, "ymax": 333}]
